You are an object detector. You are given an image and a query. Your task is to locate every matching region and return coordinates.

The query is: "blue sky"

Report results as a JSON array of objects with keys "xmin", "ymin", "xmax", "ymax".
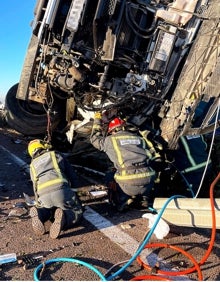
[{"xmin": 0, "ymin": 0, "xmax": 36, "ymax": 103}]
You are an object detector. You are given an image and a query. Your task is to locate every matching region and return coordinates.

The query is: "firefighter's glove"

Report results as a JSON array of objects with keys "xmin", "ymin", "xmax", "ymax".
[
  {"xmin": 94, "ymin": 112, "xmax": 102, "ymax": 120},
  {"xmin": 92, "ymin": 112, "xmax": 102, "ymax": 128}
]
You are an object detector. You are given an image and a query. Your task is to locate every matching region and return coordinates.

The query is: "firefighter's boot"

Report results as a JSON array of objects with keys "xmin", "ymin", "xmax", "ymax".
[
  {"xmin": 49, "ymin": 208, "xmax": 65, "ymax": 239},
  {"xmin": 30, "ymin": 207, "xmax": 50, "ymax": 236}
]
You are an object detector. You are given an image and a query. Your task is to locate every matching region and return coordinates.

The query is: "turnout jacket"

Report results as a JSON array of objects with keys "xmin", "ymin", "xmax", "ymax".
[
  {"xmin": 90, "ymin": 120, "xmax": 156, "ymax": 185},
  {"xmin": 30, "ymin": 150, "xmax": 78, "ymax": 198}
]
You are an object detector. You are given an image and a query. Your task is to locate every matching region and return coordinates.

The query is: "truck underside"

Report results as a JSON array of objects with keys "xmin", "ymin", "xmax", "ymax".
[{"xmin": 4, "ymin": 0, "xmax": 220, "ymax": 193}]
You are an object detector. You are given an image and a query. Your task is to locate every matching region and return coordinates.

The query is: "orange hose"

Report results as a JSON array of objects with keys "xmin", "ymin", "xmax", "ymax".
[
  {"xmin": 197, "ymin": 172, "xmax": 219, "ymax": 265},
  {"xmin": 137, "ymin": 242, "xmax": 203, "ymax": 280},
  {"xmin": 136, "ymin": 172, "xmax": 220, "ymax": 280}
]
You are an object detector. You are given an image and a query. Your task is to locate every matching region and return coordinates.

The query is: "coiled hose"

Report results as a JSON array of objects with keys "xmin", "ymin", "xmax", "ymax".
[
  {"xmin": 33, "ymin": 172, "xmax": 220, "ymax": 281},
  {"xmin": 135, "ymin": 172, "xmax": 220, "ymax": 281},
  {"xmin": 34, "ymin": 257, "xmax": 107, "ymax": 281},
  {"xmin": 33, "ymin": 195, "xmax": 184, "ymax": 281}
]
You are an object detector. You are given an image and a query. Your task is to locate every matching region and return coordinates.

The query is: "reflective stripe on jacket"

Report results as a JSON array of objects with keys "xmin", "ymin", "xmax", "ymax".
[
  {"xmin": 30, "ymin": 151, "xmax": 68, "ymax": 194},
  {"xmin": 90, "ymin": 127, "xmax": 156, "ymax": 184},
  {"xmin": 109, "ymin": 134, "xmax": 156, "ymax": 183},
  {"xmin": 114, "ymin": 167, "xmax": 155, "ymax": 183}
]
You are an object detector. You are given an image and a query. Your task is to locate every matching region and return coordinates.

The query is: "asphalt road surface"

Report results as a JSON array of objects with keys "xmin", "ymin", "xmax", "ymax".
[{"xmin": 0, "ymin": 127, "xmax": 220, "ymax": 281}]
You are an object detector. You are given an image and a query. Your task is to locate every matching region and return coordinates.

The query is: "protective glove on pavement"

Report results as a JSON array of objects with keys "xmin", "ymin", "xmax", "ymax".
[{"xmin": 142, "ymin": 213, "xmax": 170, "ymax": 239}]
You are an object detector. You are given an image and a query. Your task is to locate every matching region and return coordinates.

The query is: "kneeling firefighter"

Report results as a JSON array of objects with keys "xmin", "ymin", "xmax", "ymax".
[
  {"xmin": 90, "ymin": 112, "xmax": 164, "ymax": 211},
  {"xmin": 28, "ymin": 139, "xmax": 83, "ymax": 239}
]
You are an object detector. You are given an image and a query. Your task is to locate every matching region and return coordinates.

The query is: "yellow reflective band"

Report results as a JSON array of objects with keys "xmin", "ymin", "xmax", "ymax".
[
  {"xmin": 111, "ymin": 136, "xmax": 125, "ymax": 174},
  {"xmin": 145, "ymin": 138, "xmax": 153, "ymax": 149},
  {"xmin": 30, "ymin": 163, "xmax": 37, "ymax": 181},
  {"xmin": 31, "ymin": 151, "xmax": 68, "ymax": 191},
  {"xmin": 51, "ymin": 151, "xmax": 63, "ymax": 178},
  {"xmin": 38, "ymin": 178, "xmax": 68, "ymax": 190},
  {"xmin": 112, "ymin": 135, "xmax": 147, "ymax": 176},
  {"xmin": 115, "ymin": 171, "xmax": 155, "ymax": 181}
]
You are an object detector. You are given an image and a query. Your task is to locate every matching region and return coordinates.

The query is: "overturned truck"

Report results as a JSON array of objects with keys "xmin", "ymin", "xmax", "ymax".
[{"xmin": 5, "ymin": 0, "xmax": 220, "ymax": 152}]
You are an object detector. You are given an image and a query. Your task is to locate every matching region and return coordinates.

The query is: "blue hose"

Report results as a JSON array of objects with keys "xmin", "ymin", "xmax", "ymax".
[
  {"xmin": 34, "ymin": 195, "xmax": 184, "ymax": 281},
  {"xmin": 106, "ymin": 194, "xmax": 185, "ymax": 280},
  {"xmin": 33, "ymin": 257, "xmax": 107, "ymax": 281}
]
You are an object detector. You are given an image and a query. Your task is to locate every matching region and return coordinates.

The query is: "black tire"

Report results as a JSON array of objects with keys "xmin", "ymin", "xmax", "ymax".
[
  {"xmin": 16, "ymin": 34, "xmax": 39, "ymax": 100},
  {"xmin": 5, "ymin": 83, "xmax": 63, "ymax": 136}
]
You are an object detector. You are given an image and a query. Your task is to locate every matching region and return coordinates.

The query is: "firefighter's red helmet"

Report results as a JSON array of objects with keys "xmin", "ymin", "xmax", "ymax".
[{"xmin": 108, "ymin": 117, "xmax": 125, "ymax": 133}]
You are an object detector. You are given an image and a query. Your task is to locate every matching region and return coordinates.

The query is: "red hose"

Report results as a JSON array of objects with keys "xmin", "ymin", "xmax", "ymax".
[
  {"xmin": 131, "ymin": 274, "xmax": 170, "ymax": 280},
  {"xmin": 136, "ymin": 242, "xmax": 202, "ymax": 280},
  {"xmin": 135, "ymin": 172, "xmax": 220, "ymax": 281}
]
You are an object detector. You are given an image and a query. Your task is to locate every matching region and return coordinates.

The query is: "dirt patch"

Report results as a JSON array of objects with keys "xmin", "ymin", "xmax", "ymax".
[{"xmin": 1, "ymin": 126, "xmax": 220, "ymax": 281}]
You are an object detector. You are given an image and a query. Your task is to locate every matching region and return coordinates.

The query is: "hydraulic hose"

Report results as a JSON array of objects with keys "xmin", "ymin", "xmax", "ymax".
[
  {"xmin": 33, "ymin": 173, "xmax": 220, "ymax": 281},
  {"xmin": 136, "ymin": 172, "xmax": 220, "ymax": 280},
  {"xmin": 105, "ymin": 194, "xmax": 185, "ymax": 281},
  {"xmin": 33, "ymin": 195, "xmax": 185, "ymax": 281},
  {"xmin": 33, "ymin": 257, "xmax": 107, "ymax": 281},
  {"xmin": 136, "ymin": 242, "xmax": 203, "ymax": 280},
  {"xmin": 131, "ymin": 274, "xmax": 170, "ymax": 280}
]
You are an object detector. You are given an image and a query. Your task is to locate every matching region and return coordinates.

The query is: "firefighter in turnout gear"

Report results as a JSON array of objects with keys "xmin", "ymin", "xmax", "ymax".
[
  {"xmin": 28, "ymin": 139, "xmax": 83, "ymax": 239},
  {"xmin": 90, "ymin": 113, "xmax": 160, "ymax": 211}
]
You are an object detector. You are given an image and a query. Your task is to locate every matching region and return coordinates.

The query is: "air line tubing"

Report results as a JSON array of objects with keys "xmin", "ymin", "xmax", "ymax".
[
  {"xmin": 33, "ymin": 195, "xmax": 184, "ymax": 281},
  {"xmin": 33, "ymin": 172, "xmax": 220, "ymax": 281},
  {"xmin": 33, "ymin": 258, "xmax": 107, "ymax": 281},
  {"xmin": 33, "ymin": 195, "xmax": 186, "ymax": 281},
  {"xmin": 105, "ymin": 194, "xmax": 186, "ymax": 281},
  {"xmin": 135, "ymin": 172, "xmax": 220, "ymax": 280}
]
